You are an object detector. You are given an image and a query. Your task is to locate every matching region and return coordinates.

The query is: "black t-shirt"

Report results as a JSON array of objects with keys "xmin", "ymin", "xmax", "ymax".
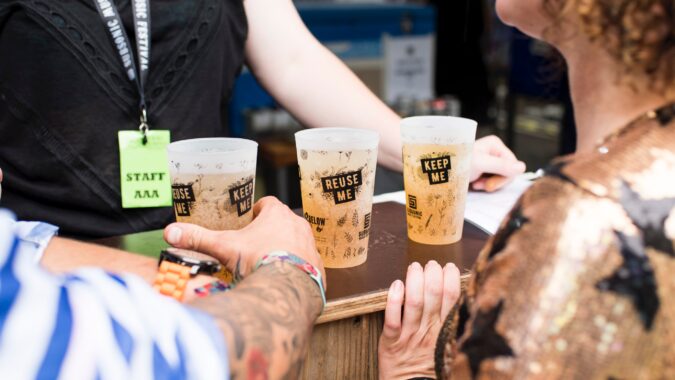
[{"xmin": 0, "ymin": 0, "xmax": 247, "ymax": 237}]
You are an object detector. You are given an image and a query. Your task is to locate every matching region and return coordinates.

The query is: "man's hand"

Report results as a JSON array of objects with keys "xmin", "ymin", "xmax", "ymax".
[
  {"xmin": 378, "ymin": 261, "xmax": 460, "ymax": 379},
  {"xmin": 470, "ymin": 135, "xmax": 526, "ymax": 192},
  {"xmin": 163, "ymin": 196, "xmax": 325, "ymax": 286}
]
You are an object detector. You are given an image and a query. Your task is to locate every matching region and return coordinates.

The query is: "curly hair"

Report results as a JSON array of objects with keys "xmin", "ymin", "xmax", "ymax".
[{"xmin": 543, "ymin": 0, "xmax": 675, "ymax": 92}]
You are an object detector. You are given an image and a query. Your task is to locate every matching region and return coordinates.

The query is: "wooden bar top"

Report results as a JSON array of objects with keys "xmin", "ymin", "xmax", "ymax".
[{"xmin": 95, "ymin": 201, "xmax": 489, "ymax": 324}]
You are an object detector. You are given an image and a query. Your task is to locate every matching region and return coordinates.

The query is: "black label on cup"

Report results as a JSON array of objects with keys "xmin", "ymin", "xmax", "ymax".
[
  {"xmin": 172, "ymin": 184, "xmax": 195, "ymax": 216},
  {"xmin": 359, "ymin": 212, "xmax": 372, "ymax": 240},
  {"xmin": 304, "ymin": 212, "xmax": 326, "ymax": 233},
  {"xmin": 421, "ymin": 156, "xmax": 451, "ymax": 185},
  {"xmin": 321, "ymin": 170, "xmax": 362, "ymax": 205},
  {"xmin": 229, "ymin": 179, "xmax": 254, "ymax": 217}
]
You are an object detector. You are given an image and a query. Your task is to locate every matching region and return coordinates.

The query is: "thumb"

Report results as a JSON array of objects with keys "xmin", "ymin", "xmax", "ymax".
[
  {"xmin": 472, "ymin": 156, "xmax": 525, "ymax": 180},
  {"xmin": 164, "ymin": 223, "xmax": 229, "ymax": 260}
]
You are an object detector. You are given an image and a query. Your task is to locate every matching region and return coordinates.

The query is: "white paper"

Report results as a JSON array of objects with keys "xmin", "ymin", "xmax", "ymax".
[
  {"xmin": 463, "ymin": 176, "xmax": 532, "ymax": 235},
  {"xmin": 383, "ymin": 34, "xmax": 435, "ymax": 103},
  {"xmin": 373, "ymin": 175, "xmax": 533, "ymax": 235}
]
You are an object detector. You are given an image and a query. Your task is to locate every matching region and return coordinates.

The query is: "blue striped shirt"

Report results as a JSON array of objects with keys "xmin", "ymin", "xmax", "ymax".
[{"xmin": 0, "ymin": 210, "xmax": 229, "ymax": 379}]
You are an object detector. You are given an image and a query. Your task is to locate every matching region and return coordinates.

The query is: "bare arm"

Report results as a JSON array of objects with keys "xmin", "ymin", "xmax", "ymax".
[
  {"xmin": 190, "ymin": 260, "xmax": 323, "ymax": 379},
  {"xmin": 243, "ymin": 0, "xmax": 403, "ymax": 171},
  {"xmin": 41, "ymin": 237, "xmax": 212, "ymax": 302},
  {"xmin": 242, "ymin": 0, "xmax": 526, "ymax": 186},
  {"xmin": 45, "ymin": 238, "xmax": 324, "ymax": 378}
]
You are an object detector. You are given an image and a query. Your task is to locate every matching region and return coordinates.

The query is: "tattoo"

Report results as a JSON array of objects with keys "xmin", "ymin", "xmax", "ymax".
[{"xmin": 190, "ymin": 261, "xmax": 323, "ymax": 379}]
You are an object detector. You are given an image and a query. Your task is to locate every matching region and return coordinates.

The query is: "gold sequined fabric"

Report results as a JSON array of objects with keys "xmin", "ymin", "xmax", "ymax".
[{"xmin": 437, "ymin": 108, "xmax": 675, "ymax": 379}]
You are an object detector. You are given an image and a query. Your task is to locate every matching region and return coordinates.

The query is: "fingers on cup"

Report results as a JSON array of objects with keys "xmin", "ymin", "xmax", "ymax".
[
  {"xmin": 383, "ymin": 279, "xmax": 405, "ymax": 341},
  {"xmin": 252, "ymin": 196, "xmax": 283, "ymax": 217},
  {"xmin": 402, "ymin": 262, "xmax": 425, "ymax": 334},
  {"xmin": 441, "ymin": 263, "xmax": 461, "ymax": 319},
  {"xmin": 164, "ymin": 223, "xmax": 222, "ymax": 257}
]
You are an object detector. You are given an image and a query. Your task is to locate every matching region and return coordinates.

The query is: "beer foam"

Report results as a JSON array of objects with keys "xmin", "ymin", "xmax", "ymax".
[{"xmin": 168, "ymin": 138, "xmax": 258, "ymax": 174}]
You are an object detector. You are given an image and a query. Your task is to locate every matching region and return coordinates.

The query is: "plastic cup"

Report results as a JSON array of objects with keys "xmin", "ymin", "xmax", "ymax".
[
  {"xmin": 295, "ymin": 128, "xmax": 379, "ymax": 268},
  {"xmin": 401, "ymin": 116, "xmax": 477, "ymax": 245},
  {"xmin": 167, "ymin": 138, "xmax": 258, "ymax": 231}
]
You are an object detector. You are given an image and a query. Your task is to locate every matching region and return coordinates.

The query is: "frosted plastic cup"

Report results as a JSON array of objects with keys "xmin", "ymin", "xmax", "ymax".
[
  {"xmin": 295, "ymin": 128, "xmax": 379, "ymax": 268},
  {"xmin": 401, "ymin": 116, "xmax": 477, "ymax": 245},
  {"xmin": 167, "ymin": 138, "xmax": 258, "ymax": 231}
]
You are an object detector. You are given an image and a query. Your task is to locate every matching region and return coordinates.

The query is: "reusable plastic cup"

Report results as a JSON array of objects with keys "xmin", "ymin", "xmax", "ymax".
[
  {"xmin": 401, "ymin": 116, "xmax": 477, "ymax": 245},
  {"xmin": 295, "ymin": 128, "xmax": 379, "ymax": 268},
  {"xmin": 167, "ymin": 138, "xmax": 258, "ymax": 231}
]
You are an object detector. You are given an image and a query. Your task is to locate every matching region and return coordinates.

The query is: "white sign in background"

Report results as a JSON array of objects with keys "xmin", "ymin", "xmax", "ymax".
[{"xmin": 383, "ymin": 34, "xmax": 436, "ymax": 104}]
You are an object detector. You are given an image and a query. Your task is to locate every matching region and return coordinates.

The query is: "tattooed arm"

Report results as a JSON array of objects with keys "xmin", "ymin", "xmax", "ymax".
[
  {"xmin": 165, "ymin": 197, "xmax": 326, "ymax": 378},
  {"xmin": 190, "ymin": 261, "xmax": 323, "ymax": 378}
]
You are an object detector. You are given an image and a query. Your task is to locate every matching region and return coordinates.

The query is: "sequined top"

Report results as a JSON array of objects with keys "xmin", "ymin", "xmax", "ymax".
[{"xmin": 437, "ymin": 104, "xmax": 675, "ymax": 379}]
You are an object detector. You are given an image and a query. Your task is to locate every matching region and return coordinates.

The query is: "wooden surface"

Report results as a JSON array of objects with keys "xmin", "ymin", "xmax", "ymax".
[
  {"xmin": 95, "ymin": 201, "xmax": 489, "ymax": 379},
  {"xmin": 95, "ymin": 202, "xmax": 488, "ymax": 322}
]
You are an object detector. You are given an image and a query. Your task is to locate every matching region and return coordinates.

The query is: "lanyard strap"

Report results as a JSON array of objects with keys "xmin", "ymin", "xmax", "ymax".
[{"xmin": 93, "ymin": 0, "xmax": 151, "ymax": 126}]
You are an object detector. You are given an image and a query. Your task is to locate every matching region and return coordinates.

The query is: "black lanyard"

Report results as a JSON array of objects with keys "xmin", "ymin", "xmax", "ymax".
[{"xmin": 93, "ymin": 0, "xmax": 152, "ymax": 142}]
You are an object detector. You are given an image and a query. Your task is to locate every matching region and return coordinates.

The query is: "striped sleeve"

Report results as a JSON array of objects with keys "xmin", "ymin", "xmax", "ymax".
[{"xmin": 0, "ymin": 211, "xmax": 229, "ymax": 379}]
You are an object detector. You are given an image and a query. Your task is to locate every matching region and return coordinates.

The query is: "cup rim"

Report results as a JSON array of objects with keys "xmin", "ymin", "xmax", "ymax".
[
  {"xmin": 167, "ymin": 137, "xmax": 258, "ymax": 155},
  {"xmin": 295, "ymin": 127, "xmax": 379, "ymax": 150},
  {"xmin": 400, "ymin": 115, "xmax": 478, "ymax": 129}
]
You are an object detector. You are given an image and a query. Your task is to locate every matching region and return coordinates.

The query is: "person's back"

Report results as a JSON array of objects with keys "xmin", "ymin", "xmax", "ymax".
[
  {"xmin": 438, "ymin": 107, "xmax": 675, "ymax": 378},
  {"xmin": 376, "ymin": 0, "xmax": 675, "ymax": 378},
  {"xmin": 433, "ymin": 0, "xmax": 675, "ymax": 377}
]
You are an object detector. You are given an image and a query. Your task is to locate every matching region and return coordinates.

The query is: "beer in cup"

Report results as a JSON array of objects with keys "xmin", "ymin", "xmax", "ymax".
[
  {"xmin": 295, "ymin": 128, "xmax": 379, "ymax": 268},
  {"xmin": 401, "ymin": 116, "xmax": 477, "ymax": 245},
  {"xmin": 167, "ymin": 138, "xmax": 258, "ymax": 231}
]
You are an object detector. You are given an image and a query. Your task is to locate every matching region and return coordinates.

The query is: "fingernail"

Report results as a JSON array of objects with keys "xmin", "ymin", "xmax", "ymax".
[
  {"xmin": 393, "ymin": 280, "xmax": 404, "ymax": 293},
  {"xmin": 411, "ymin": 262, "xmax": 422, "ymax": 270},
  {"xmin": 167, "ymin": 226, "xmax": 182, "ymax": 245},
  {"xmin": 514, "ymin": 161, "xmax": 526, "ymax": 171}
]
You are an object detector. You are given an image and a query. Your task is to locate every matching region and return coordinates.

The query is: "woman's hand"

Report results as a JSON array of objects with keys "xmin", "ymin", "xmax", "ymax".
[
  {"xmin": 378, "ymin": 261, "xmax": 461, "ymax": 380},
  {"xmin": 470, "ymin": 135, "xmax": 526, "ymax": 192},
  {"xmin": 163, "ymin": 196, "xmax": 325, "ymax": 287}
]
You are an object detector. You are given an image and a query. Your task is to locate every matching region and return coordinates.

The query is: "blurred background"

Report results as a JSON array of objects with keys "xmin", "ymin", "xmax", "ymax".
[{"xmin": 237, "ymin": 0, "xmax": 575, "ymax": 207}]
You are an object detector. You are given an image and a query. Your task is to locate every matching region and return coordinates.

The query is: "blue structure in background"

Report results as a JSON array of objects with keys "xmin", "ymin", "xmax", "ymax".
[{"xmin": 228, "ymin": 3, "xmax": 436, "ymax": 137}]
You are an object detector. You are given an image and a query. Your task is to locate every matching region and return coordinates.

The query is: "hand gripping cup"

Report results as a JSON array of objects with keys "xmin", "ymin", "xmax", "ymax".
[
  {"xmin": 167, "ymin": 138, "xmax": 258, "ymax": 231},
  {"xmin": 295, "ymin": 128, "xmax": 379, "ymax": 268},
  {"xmin": 401, "ymin": 116, "xmax": 477, "ymax": 245}
]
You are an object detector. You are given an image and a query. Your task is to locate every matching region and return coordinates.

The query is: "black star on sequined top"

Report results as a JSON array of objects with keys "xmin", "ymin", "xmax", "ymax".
[
  {"xmin": 596, "ymin": 231, "xmax": 660, "ymax": 330},
  {"xmin": 619, "ymin": 182, "xmax": 675, "ymax": 257},
  {"xmin": 460, "ymin": 301, "xmax": 515, "ymax": 379},
  {"xmin": 487, "ymin": 203, "xmax": 529, "ymax": 261}
]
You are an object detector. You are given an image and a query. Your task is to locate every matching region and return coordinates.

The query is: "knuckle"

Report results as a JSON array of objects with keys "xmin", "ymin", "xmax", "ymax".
[
  {"xmin": 188, "ymin": 228, "xmax": 203, "ymax": 250},
  {"xmin": 427, "ymin": 282, "xmax": 444, "ymax": 297},
  {"xmin": 383, "ymin": 320, "xmax": 401, "ymax": 332},
  {"xmin": 485, "ymin": 134, "xmax": 500, "ymax": 144},
  {"xmin": 406, "ymin": 296, "xmax": 424, "ymax": 309}
]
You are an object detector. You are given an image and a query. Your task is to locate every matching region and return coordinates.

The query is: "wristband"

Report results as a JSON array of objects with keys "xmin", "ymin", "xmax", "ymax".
[{"xmin": 255, "ymin": 251, "xmax": 326, "ymax": 309}]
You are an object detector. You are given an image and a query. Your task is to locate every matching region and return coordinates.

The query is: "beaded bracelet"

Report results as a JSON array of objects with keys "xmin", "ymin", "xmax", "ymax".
[
  {"xmin": 255, "ymin": 251, "xmax": 327, "ymax": 309},
  {"xmin": 194, "ymin": 280, "xmax": 233, "ymax": 298}
]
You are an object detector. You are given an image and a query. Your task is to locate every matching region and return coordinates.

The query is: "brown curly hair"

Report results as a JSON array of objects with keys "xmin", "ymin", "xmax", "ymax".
[{"xmin": 543, "ymin": 0, "xmax": 675, "ymax": 92}]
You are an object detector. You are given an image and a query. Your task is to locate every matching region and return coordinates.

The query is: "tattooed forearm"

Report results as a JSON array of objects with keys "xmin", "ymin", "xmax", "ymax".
[{"xmin": 189, "ymin": 261, "xmax": 323, "ymax": 379}]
